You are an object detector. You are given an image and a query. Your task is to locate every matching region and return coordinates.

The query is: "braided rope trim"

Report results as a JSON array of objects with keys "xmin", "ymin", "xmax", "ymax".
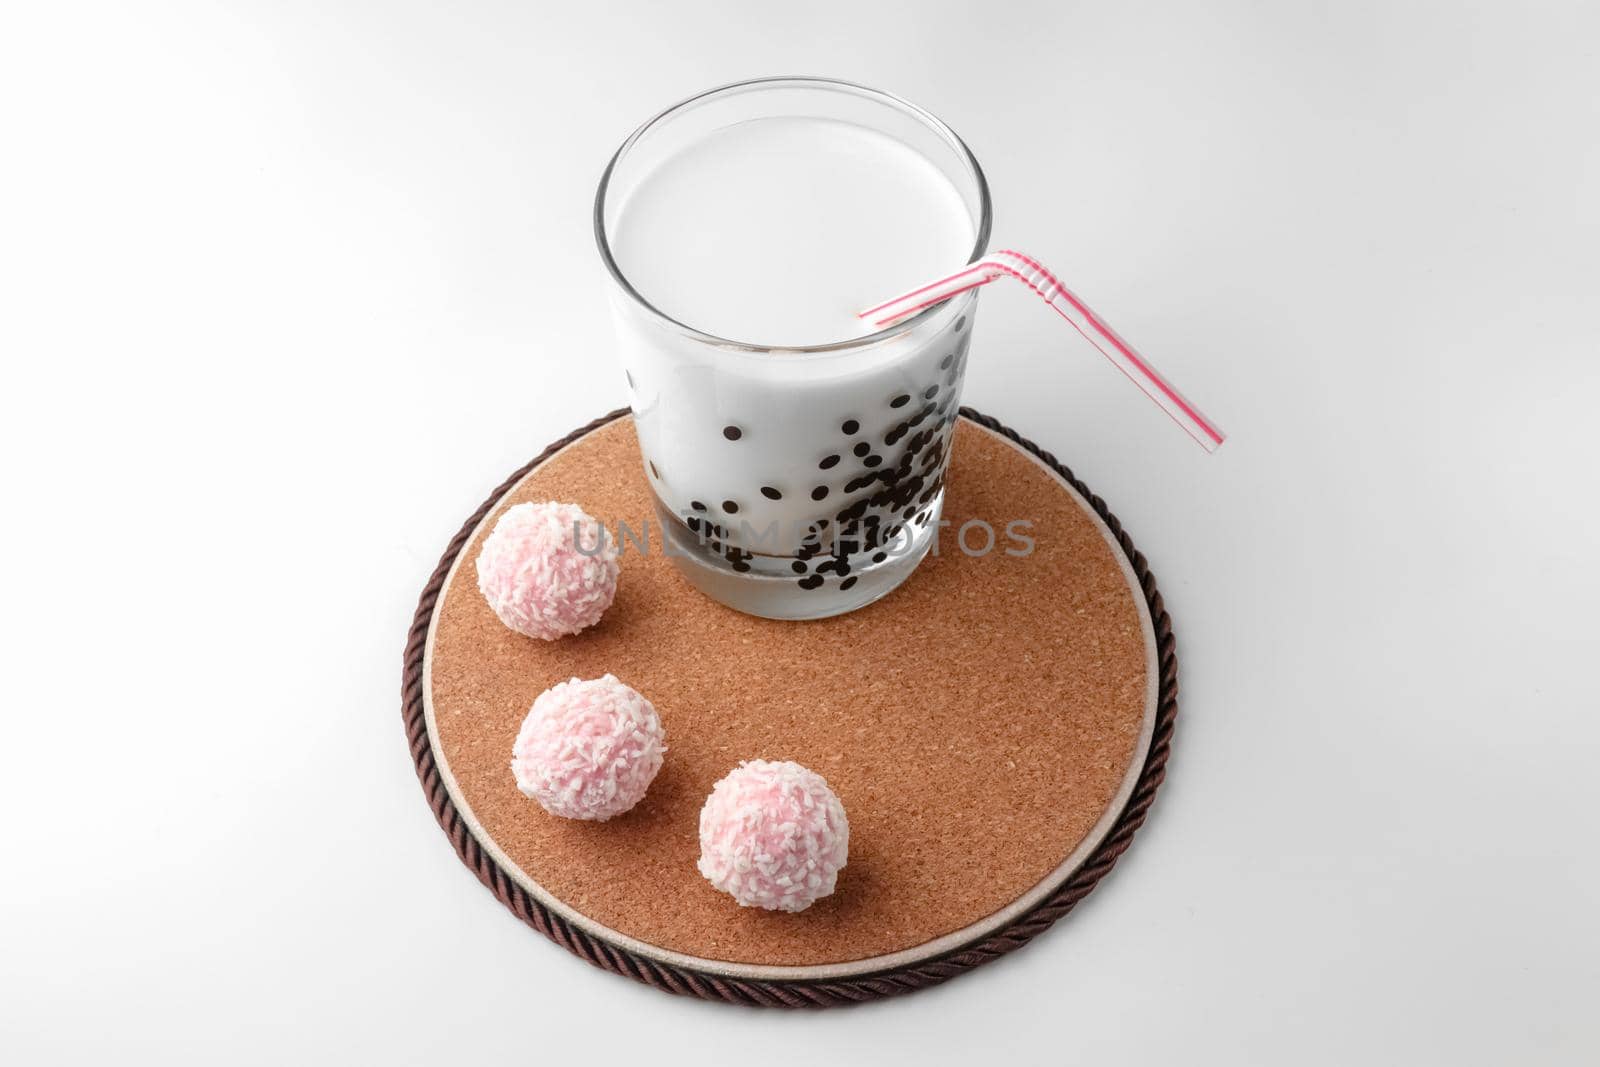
[{"xmin": 401, "ymin": 407, "xmax": 1178, "ymax": 1008}]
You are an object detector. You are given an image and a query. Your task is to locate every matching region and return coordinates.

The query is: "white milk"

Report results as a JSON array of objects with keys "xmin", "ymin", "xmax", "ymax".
[
  {"xmin": 603, "ymin": 115, "xmax": 981, "ymax": 618},
  {"xmin": 611, "ymin": 116, "xmax": 974, "ymax": 348}
]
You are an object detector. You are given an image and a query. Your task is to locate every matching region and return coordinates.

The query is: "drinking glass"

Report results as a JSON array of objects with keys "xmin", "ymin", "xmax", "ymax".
[{"xmin": 594, "ymin": 77, "xmax": 991, "ymax": 620}]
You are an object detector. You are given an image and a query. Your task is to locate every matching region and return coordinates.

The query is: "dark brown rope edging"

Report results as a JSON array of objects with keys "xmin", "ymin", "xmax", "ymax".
[{"xmin": 401, "ymin": 407, "xmax": 1178, "ymax": 1007}]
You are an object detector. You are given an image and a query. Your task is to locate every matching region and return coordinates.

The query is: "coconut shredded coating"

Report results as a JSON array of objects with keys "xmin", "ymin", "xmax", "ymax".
[
  {"xmin": 510, "ymin": 675, "xmax": 667, "ymax": 821},
  {"xmin": 476, "ymin": 501, "xmax": 619, "ymax": 641},
  {"xmin": 697, "ymin": 759, "xmax": 850, "ymax": 912}
]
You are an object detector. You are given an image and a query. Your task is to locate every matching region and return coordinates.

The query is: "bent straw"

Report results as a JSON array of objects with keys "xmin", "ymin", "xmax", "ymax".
[{"xmin": 861, "ymin": 250, "xmax": 1225, "ymax": 452}]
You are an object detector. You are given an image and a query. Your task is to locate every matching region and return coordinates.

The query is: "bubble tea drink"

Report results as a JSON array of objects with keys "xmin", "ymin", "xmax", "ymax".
[{"xmin": 595, "ymin": 78, "xmax": 991, "ymax": 619}]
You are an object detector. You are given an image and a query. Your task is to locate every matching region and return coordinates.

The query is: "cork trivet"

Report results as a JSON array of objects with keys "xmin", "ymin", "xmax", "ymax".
[{"xmin": 403, "ymin": 408, "xmax": 1178, "ymax": 1006}]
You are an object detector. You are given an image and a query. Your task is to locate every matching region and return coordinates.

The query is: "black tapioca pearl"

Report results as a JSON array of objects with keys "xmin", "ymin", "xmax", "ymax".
[
  {"xmin": 815, "ymin": 558, "xmax": 841, "ymax": 575},
  {"xmin": 649, "ymin": 461, "xmax": 660, "ymax": 479},
  {"xmin": 797, "ymin": 543, "xmax": 821, "ymax": 560},
  {"xmin": 890, "ymin": 394, "xmax": 910, "ymax": 408},
  {"xmin": 691, "ymin": 500, "xmax": 707, "ymax": 512},
  {"xmin": 853, "ymin": 441, "xmax": 870, "ymax": 458},
  {"xmin": 955, "ymin": 315, "xmax": 967, "ymax": 333},
  {"xmin": 884, "ymin": 426, "xmax": 907, "ymax": 447},
  {"xmin": 902, "ymin": 505, "xmax": 918, "ymax": 520},
  {"xmin": 798, "ymin": 574, "xmax": 824, "ymax": 590},
  {"xmin": 710, "ymin": 540, "xmax": 722, "ymax": 552},
  {"xmin": 839, "ymin": 500, "xmax": 868, "ymax": 523},
  {"xmin": 791, "ymin": 560, "xmax": 807, "ymax": 574},
  {"xmin": 732, "ymin": 560, "xmax": 751, "ymax": 573},
  {"xmin": 918, "ymin": 484, "xmax": 939, "ymax": 504},
  {"xmin": 840, "ymin": 576, "xmax": 859, "ymax": 591},
  {"xmin": 915, "ymin": 512, "xmax": 931, "ymax": 526},
  {"xmin": 722, "ymin": 499, "xmax": 739, "ymax": 514},
  {"xmin": 939, "ymin": 354, "xmax": 953, "ymax": 370},
  {"xmin": 811, "ymin": 485, "xmax": 829, "ymax": 501},
  {"xmin": 722, "ymin": 425, "xmax": 742, "ymax": 441},
  {"xmin": 841, "ymin": 419, "xmax": 859, "ymax": 435},
  {"xmin": 760, "ymin": 486, "xmax": 782, "ymax": 500},
  {"xmin": 924, "ymin": 385, "xmax": 939, "ymax": 400},
  {"xmin": 834, "ymin": 557, "xmax": 852, "ymax": 576},
  {"xmin": 686, "ymin": 516, "xmax": 701, "ymax": 534},
  {"xmin": 863, "ymin": 454, "xmax": 882, "ymax": 468},
  {"xmin": 872, "ymin": 551, "xmax": 888, "ymax": 564},
  {"xmin": 819, "ymin": 454, "xmax": 840, "ymax": 470}
]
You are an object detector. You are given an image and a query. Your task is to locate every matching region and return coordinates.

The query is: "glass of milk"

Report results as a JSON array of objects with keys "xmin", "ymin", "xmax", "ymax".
[{"xmin": 595, "ymin": 77, "xmax": 991, "ymax": 620}]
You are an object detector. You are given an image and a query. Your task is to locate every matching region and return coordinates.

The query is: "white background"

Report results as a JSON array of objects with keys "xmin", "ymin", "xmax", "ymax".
[{"xmin": 3, "ymin": 1, "xmax": 1597, "ymax": 1062}]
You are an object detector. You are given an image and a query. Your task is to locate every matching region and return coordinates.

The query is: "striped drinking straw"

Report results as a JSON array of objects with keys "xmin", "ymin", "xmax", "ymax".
[{"xmin": 860, "ymin": 250, "xmax": 1226, "ymax": 452}]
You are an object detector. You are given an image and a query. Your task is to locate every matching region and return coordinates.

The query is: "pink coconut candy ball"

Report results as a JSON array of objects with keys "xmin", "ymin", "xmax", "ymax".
[
  {"xmin": 697, "ymin": 760, "xmax": 849, "ymax": 912},
  {"xmin": 510, "ymin": 675, "xmax": 667, "ymax": 821},
  {"xmin": 476, "ymin": 501, "xmax": 618, "ymax": 640}
]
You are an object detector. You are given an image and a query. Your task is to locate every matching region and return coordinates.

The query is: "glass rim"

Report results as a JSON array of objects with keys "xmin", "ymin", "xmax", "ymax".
[{"xmin": 592, "ymin": 75, "xmax": 993, "ymax": 356}]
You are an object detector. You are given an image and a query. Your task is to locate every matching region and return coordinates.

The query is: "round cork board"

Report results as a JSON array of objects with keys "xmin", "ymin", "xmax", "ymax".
[{"xmin": 402, "ymin": 408, "xmax": 1177, "ymax": 1006}]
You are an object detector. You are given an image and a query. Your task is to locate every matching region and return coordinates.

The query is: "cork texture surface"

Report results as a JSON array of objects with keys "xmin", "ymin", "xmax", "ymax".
[{"xmin": 427, "ymin": 417, "xmax": 1149, "ymax": 967}]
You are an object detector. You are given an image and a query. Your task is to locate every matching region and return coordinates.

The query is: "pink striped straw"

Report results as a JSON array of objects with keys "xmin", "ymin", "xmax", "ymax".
[{"xmin": 860, "ymin": 249, "xmax": 1225, "ymax": 452}]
